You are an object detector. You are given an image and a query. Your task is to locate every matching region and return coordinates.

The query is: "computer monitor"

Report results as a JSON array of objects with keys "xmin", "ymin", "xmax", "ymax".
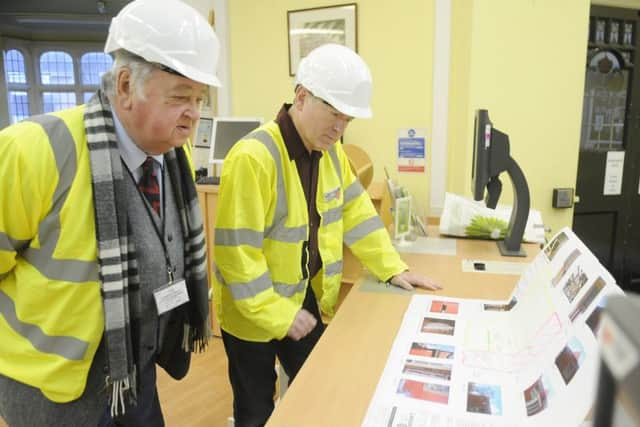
[
  {"xmin": 207, "ymin": 117, "xmax": 262, "ymax": 169},
  {"xmin": 471, "ymin": 109, "xmax": 530, "ymax": 257}
]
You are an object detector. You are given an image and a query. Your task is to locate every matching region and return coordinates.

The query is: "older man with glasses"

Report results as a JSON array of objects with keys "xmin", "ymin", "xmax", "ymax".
[{"xmin": 0, "ymin": 1, "xmax": 221, "ymax": 425}]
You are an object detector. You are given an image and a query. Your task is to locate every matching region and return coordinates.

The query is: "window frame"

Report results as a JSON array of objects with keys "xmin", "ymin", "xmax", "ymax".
[{"xmin": 3, "ymin": 38, "xmax": 108, "ymax": 124}]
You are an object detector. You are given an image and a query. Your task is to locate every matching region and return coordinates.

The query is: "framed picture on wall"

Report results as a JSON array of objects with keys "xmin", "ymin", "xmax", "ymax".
[{"xmin": 287, "ymin": 3, "xmax": 357, "ymax": 76}]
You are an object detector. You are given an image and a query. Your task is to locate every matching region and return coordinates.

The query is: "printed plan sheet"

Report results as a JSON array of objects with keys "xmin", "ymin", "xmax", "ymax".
[{"xmin": 362, "ymin": 228, "xmax": 624, "ymax": 427}]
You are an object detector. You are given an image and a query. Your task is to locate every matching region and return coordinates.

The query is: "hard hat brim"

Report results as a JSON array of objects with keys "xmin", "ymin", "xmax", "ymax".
[{"xmin": 321, "ymin": 94, "xmax": 372, "ymax": 119}]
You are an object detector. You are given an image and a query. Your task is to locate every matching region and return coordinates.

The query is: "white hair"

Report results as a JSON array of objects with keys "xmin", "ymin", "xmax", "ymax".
[{"xmin": 102, "ymin": 49, "xmax": 156, "ymax": 99}]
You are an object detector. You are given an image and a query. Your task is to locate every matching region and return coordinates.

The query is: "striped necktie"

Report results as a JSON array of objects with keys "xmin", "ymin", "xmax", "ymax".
[{"xmin": 139, "ymin": 156, "xmax": 160, "ymax": 215}]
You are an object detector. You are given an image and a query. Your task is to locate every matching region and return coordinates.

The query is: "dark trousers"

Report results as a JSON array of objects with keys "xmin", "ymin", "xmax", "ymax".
[
  {"xmin": 222, "ymin": 286, "xmax": 326, "ymax": 427},
  {"xmin": 98, "ymin": 358, "xmax": 164, "ymax": 427}
]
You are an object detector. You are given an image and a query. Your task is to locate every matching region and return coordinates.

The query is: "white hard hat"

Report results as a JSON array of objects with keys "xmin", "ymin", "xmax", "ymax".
[
  {"xmin": 295, "ymin": 44, "xmax": 372, "ymax": 118},
  {"xmin": 105, "ymin": 0, "xmax": 221, "ymax": 87}
]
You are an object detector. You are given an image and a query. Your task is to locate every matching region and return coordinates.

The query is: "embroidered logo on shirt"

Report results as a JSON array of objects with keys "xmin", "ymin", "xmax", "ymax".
[{"xmin": 323, "ymin": 187, "xmax": 341, "ymax": 202}]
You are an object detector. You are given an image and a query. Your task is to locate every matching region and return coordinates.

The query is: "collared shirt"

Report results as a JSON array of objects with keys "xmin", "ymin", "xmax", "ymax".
[
  {"xmin": 112, "ymin": 111, "xmax": 165, "ymax": 212},
  {"xmin": 275, "ymin": 103, "xmax": 322, "ymax": 279}
]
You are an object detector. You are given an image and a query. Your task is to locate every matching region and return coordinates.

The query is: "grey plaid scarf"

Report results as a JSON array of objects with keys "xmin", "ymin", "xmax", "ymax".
[{"xmin": 84, "ymin": 90, "xmax": 210, "ymax": 416}]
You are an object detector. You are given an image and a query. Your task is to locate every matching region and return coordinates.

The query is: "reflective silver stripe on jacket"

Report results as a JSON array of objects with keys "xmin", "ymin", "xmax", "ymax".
[
  {"xmin": 322, "ymin": 149, "xmax": 369, "ymax": 225},
  {"xmin": 21, "ymin": 115, "xmax": 98, "ymax": 283},
  {"xmin": 0, "ymin": 233, "xmax": 30, "ymax": 279},
  {"xmin": 324, "ymin": 260, "xmax": 343, "ymax": 278},
  {"xmin": 344, "ymin": 216, "xmax": 385, "ymax": 246},
  {"xmin": 0, "ymin": 233, "xmax": 30, "ymax": 253},
  {"xmin": 273, "ymin": 279, "xmax": 307, "ymax": 298},
  {"xmin": 322, "ymin": 207, "xmax": 342, "ymax": 226},
  {"xmin": 0, "ymin": 289, "xmax": 89, "ymax": 360},
  {"xmin": 328, "ymin": 147, "xmax": 342, "ymax": 184},
  {"xmin": 343, "ymin": 180, "xmax": 365, "ymax": 204},
  {"xmin": 327, "ymin": 179, "xmax": 365, "ymax": 228},
  {"xmin": 223, "ymin": 270, "xmax": 272, "ymax": 300},
  {"xmin": 248, "ymin": 130, "xmax": 307, "ymax": 243},
  {"xmin": 214, "ymin": 265, "xmax": 306, "ymax": 300},
  {"xmin": 215, "ymin": 228, "xmax": 263, "ymax": 248}
]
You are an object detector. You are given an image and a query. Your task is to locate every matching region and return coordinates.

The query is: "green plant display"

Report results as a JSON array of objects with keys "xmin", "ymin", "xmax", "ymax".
[{"xmin": 465, "ymin": 215, "xmax": 508, "ymax": 240}]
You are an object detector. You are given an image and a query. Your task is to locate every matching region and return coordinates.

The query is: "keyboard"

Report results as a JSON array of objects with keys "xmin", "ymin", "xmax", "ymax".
[{"xmin": 197, "ymin": 176, "xmax": 220, "ymax": 185}]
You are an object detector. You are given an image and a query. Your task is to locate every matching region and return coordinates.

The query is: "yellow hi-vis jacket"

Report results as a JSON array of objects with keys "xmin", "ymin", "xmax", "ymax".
[
  {"xmin": 0, "ymin": 106, "xmax": 195, "ymax": 402},
  {"xmin": 213, "ymin": 121, "xmax": 407, "ymax": 342},
  {"xmin": 0, "ymin": 107, "xmax": 103, "ymax": 403}
]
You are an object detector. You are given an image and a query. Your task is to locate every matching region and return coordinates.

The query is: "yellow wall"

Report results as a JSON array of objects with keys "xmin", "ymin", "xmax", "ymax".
[
  {"xmin": 228, "ymin": 0, "xmax": 436, "ymax": 218},
  {"xmin": 228, "ymin": 0, "xmax": 634, "ymax": 236},
  {"xmin": 448, "ymin": 0, "xmax": 590, "ymax": 236},
  {"xmin": 447, "ymin": 3, "xmax": 472, "ymax": 200}
]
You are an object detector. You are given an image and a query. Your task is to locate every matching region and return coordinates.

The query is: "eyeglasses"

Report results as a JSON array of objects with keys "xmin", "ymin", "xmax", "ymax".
[{"xmin": 308, "ymin": 91, "xmax": 354, "ymax": 123}]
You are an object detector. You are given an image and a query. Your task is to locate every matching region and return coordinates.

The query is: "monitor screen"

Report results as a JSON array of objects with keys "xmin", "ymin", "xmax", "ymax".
[
  {"xmin": 207, "ymin": 117, "xmax": 262, "ymax": 166},
  {"xmin": 472, "ymin": 109, "xmax": 492, "ymax": 202}
]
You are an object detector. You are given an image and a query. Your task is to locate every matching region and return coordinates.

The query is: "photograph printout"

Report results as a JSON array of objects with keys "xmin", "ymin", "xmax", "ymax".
[{"xmin": 362, "ymin": 227, "xmax": 624, "ymax": 427}]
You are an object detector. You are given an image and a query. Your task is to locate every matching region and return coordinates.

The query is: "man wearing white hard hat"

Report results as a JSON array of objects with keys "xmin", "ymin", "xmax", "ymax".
[
  {"xmin": 212, "ymin": 43, "xmax": 441, "ymax": 426},
  {"xmin": 0, "ymin": 0, "xmax": 220, "ymax": 425}
]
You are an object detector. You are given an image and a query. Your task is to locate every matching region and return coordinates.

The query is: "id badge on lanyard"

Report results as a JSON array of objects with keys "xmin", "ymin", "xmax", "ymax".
[{"xmin": 153, "ymin": 269, "xmax": 190, "ymax": 315}]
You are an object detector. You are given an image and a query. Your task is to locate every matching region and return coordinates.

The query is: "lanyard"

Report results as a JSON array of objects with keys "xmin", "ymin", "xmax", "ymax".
[{"xmin": 123, "ymin": 161, "xmax": 176, "ymax": 282}]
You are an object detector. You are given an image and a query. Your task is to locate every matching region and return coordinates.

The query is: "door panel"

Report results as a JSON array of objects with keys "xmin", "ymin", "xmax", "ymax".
[
  {"xmin": 573, "ymin": 5, "xmax": 640, "ymax": 291},
  {"xmin": 572, "ymin": 212, "xmax": 617, "ymax": 270},
  {"xmin": 622, "ymin": 125, "xmax": 640, "ymax": 291},
  {"xmin": 574, "ymin": 152, "xmax": 627, "ymax": 212}
]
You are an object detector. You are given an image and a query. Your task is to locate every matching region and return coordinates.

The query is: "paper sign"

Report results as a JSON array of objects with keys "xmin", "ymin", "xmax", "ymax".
[
  {"xmin": 397, "ymin": 128, "xmax": 426, "ymax": 173},
  {"xmin": 194, "ymin": 117, "xmax": 213, "ymax": 148},
  {"xmin": 603, "ymin": 151, "xmax": 624, "ymax": 195}
]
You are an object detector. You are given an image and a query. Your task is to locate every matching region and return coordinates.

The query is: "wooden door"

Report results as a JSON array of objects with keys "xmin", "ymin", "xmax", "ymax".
[{"xmin": 573, "ymin": 6, "xmax": 640, "ymax": 291}]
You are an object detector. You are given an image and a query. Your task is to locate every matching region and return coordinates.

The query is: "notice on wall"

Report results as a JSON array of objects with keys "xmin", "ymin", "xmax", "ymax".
[
  {"xmin": 194, "ymin": 117, "xmax": 213, "ymax": 148},
  {"xmin": 397, "ymin": 128, "xmax": 426, "ymax": 173},
  {"xmin": 603, "ymin": 151, "xmax": 624, "ymax": 196}
]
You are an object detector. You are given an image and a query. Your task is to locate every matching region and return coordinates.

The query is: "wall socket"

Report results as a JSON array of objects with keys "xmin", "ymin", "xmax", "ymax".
[{"xmin": 553, "ymin": 188, "xmax": 574, "ymax": 208}]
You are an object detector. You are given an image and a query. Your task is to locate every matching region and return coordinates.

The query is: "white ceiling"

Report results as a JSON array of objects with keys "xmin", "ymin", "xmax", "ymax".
[{"xmin": 0, "ymin": 0, "xmax": 132, "ymax": 41}]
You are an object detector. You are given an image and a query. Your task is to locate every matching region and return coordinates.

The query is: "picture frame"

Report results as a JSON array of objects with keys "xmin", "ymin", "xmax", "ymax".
[{"xmin": 287, "ymin": 3, "xmax": 357, "ymax": 76}]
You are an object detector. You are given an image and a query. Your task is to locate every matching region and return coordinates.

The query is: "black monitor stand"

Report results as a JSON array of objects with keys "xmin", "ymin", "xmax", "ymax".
[
  {"xmin": 488, "ymin": 129, "xmax": 530, "ymax": 257},
  {"xmin": 497, "ymin": 157, "xmax": 529, "ymax": 257}
]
